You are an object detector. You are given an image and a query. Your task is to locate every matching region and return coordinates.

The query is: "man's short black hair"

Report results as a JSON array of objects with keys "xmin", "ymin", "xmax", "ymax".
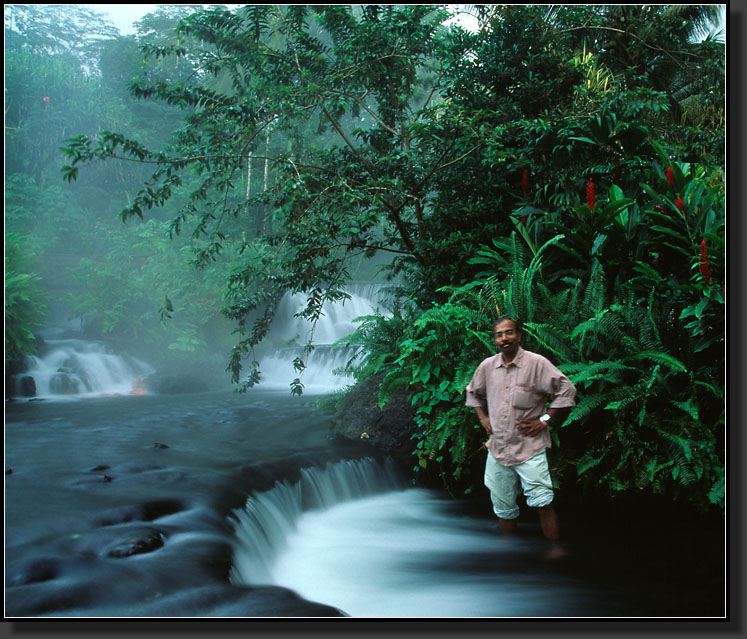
[{"xmin": 493, "ymin": 316, "xmax": 522, "ymax": 332}]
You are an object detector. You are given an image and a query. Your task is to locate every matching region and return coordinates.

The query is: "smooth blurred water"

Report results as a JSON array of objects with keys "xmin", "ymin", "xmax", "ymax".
[
  {"xmin": 228, "ymin": 460, "xmax": 623, "ymax": 618},
  {"xmin": 269, "ymin": 490, "xmax": 590, "ymax": 618},
  {"xmin": 256, "ymin": 284, "xmax": 390, "ymax": 392},
  {"xmin": 18, "ymin": 339, "xmax": 154, "ymax": 399},
  {"xmin": 5, "ymin": 318, "xmax": 726, "ymax": 619}
]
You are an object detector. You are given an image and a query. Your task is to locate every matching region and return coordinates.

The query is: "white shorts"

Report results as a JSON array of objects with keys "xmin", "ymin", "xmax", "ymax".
[{"xmin": 484, "ymin": 450, "xmax": 554, "ymax": 520}]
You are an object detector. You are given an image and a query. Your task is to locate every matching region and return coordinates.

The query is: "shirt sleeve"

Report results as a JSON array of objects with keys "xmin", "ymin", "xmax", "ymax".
[
  {"xmin": 465, "ymin": 360, "xmax": 488, "ymax": 408},
  {"xmin": 542, "ymin": 359, "xmax": 576, "ymax": 409}
]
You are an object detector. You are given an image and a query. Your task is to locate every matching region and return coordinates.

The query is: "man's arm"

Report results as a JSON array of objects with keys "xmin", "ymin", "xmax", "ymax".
[
  {"xmin": 519, "ymin": 358, "xmax": 576, "ymax": 437},
  {"xmin": 473, "ymin": 405, "xmax": 492, "ymax": 435},
  {"xmin": 518, "ymin": 406, "xmax": 570, "ymax": 437}
]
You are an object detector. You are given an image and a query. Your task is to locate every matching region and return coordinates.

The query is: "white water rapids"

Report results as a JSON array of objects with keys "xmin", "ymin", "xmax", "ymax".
[
  {"xmin": 256, "ymin": 284, "xmax": 388, "ymax": 392},
  {"xmin": 18, "ymin": 339, "xmax": 154, "ymax": 399},
  {"xmin": 228, "ymin": 458, "xmax": 613, "ymax": 618},
  {"xmin": 7, "ymin": 286, "xmax": 722, "ymax": 619},
  {"xmin": 13, "ymin": 285, "xmax": 386, "ymax": 399}
]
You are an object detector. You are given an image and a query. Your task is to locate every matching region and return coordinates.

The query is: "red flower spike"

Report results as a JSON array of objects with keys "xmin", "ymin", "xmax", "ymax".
[
  {"xmin": 699, "ymin": 240, "xmax": 712, "ymax": 284},
  {"xmin": 675, "ymin": 196, "xmax": 684, "ymax": 218},
  {"xmin": 586, "ymin": 178, "xmax": 596, "ymax": 212},
  {"xmin": 521, "ymin": 169, "xmax": 529, "ymax": 196},
  {"xmin": 666, "ymin": 167, "xmax": 675, "ymax": 186}
]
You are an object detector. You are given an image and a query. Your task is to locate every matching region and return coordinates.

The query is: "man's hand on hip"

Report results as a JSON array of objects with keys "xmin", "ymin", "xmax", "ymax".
[{"xmin": 518, "ymin": 418, "xmax": 546, "ymax": 437}]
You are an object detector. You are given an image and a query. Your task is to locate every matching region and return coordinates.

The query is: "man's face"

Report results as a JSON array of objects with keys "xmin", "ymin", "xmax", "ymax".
[{"xmin": 493, "ymin": 319, "xmax": 521, "ymax": 358}]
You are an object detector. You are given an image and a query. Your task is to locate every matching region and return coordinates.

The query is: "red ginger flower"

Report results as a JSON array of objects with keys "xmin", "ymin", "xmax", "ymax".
[
  {"xmin": 675, "ymin": 196, "xmax": 685, "ymax": 217},
  {"xmin": 666, "ymin": 167, "xmax": 675, "ymax": 186},
  {"xmin": 586, "ymin": 178, "xmax": 596, "ymax": 212},
  {"xmin": 699, "ymin": 240, "xmax": 712, "ymax": 284},
  {"xmin": 521, "ymin": 169, "xmax": 529, "ymax": 196}
]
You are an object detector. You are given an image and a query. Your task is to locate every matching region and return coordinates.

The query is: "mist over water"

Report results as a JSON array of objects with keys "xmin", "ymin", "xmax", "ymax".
[
  {"xmin": 10, "ymin": 284, "xmax": 387, "ymax": 400},
  {"xmin": 5, "ymin": 287, "xmax": 724, "ymax": 619},
  {"xmin": 270, "ymin": 492, "xmax": 573, "ymax": 618},
  {"xmin": 256, "ymin": 284, "xmax": 389, "ymax": 392},
  {"xmin": 15, "ymin": 339, "xmax": 154, "ymax": 400}
]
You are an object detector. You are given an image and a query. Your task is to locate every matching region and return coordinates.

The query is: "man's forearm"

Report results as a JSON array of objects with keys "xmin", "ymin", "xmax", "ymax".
[
  {"xmin": 473, "ymin": 406, "xmax": 492, "ymax": 434},
  {"xmin": 545, "ymin": 407, "xmax": 570, "ymax": 424}
]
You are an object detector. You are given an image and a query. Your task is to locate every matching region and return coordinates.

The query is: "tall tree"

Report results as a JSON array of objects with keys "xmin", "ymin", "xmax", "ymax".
[{"xmin": 61, "ymin": 4, "xmax": 463, "ymax": 391}]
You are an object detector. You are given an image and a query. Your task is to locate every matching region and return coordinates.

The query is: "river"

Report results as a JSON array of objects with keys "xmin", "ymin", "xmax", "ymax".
[
  {"xmin": 4, "ymin": 287, "xmax": 726, "ymax": 620},
  {"xmin": 5, "ymin": 386, "xmax": 725, "ymax": 619}
]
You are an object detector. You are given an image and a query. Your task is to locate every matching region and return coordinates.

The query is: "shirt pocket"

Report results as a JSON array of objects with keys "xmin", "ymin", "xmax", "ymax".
[{"xmin": 512, "ymin": 386, "xmax": 537, "ymax": 410}]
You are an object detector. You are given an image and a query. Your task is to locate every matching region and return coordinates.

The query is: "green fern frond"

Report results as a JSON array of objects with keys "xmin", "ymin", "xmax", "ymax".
[
  {"xmin": 565, "ymin": 386, "xmax": 629, "ymax": 425},
  {"xmin": 568, "ymin": 360, "xmax": 638, "ymax": 386},
  {"xmin": 522, "ymin": 322, "xmax": 577, "ymax": 361},
  {"xmin": 628, "ymin": 350, "xmax": 688, "ymax": 373}
]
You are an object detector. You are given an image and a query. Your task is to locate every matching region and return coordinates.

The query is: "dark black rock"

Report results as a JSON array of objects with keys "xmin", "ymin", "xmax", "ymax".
[
  {"xmin": 20, "ymin": 375, "xmax": 37, "ymax": 397},
  {"xmin": 329, "ymin": 374, "xmax": 417, "ymax": 464},
  {"xmin": 106, "ymin": 529, "xmax": 165, "ymax": 558},
  {"xmin": 95, "ymin": 499, "xmax": 185, "ymax": 527}
]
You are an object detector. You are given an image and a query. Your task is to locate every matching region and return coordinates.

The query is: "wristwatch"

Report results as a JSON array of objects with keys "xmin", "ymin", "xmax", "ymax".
[{"xmin": 539, "ymin": 413, "xmax": 551, "ymax": 424}]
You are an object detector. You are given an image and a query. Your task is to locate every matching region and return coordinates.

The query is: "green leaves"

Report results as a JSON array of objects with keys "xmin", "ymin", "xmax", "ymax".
[{"xmin": 4, "ymin": 233, "xmax": 46, "ymax": 368}]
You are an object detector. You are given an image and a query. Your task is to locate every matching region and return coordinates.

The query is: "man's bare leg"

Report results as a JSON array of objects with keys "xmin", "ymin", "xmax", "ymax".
[
  {"xmin": 497, "ymin": 517, "xmax": 518, "ymax": 534},
  {"xmin": 537, "ymin": 503, "xmax": 560, "ymax": 541}
]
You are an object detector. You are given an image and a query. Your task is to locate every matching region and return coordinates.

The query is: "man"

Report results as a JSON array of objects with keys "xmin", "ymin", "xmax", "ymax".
[{"xmin": 465, "ymin": 316, "xmax": 576, "ymax": 540}]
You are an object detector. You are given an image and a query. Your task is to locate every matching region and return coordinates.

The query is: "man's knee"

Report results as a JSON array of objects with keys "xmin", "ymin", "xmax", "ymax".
[
  {"xmin": 534, "ymin": 501, "xmax": 555, "ymax": 512},
  {"xmin": 524, "ymin": 486, "xmax": 554, "ymax": 509}
]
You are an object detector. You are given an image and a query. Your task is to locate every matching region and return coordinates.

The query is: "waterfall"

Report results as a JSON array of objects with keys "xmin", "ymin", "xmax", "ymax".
[
  {"xmin": 14, "ymin": 339, "xmax": 155, "ymax": 399},
  {"xmin": 227, "ymin": 457, "xmax": 614, "ymax": 618},
  {"xmin": 257, "ymin": 284, "xmax": 389, "ymax": 393},
  {"xmin": 228, "ymin": 457, "xmax": 404, "ymax": 586}
]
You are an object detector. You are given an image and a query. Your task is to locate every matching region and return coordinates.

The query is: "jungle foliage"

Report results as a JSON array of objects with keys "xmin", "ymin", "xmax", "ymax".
[
  {"xmin": 4, "ymin": 5, "xmax": 238, "ymax": 372},
  {"xmin": 5, "ymin": 232, "xmax": 46, "ymax": 369},
  {"xmin": 14, "ymin": 5, "xmax": 724, "ymax": 512}
]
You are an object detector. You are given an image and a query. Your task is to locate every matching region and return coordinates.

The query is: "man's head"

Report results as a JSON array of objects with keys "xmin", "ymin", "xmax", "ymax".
[{"xmin": 493, "ymin": 316, "xmax": 521, "ymax": 359}]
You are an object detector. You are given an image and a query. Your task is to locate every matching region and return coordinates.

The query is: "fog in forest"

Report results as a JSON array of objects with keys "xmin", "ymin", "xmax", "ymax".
[
  {"xmin": 5, "ymin": 4, "xmax": 404, "ymax": 398},
  {"xmin": 4, "ymin": 3, "xmax": 727, "ymax": 622}
]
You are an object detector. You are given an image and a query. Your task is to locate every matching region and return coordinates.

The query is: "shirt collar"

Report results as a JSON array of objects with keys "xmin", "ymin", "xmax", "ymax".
[{"xmin": 497, "ymin": 346, "xmax": 525, "ymax": 368}]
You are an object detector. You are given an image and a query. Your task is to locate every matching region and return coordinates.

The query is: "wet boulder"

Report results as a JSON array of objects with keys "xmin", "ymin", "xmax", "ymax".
[
  {"xmin": 5, "ymin": 556, "xmax": 59, "ymax": 586},
  {"xmin": 329, "ymin": 374, "xmax": 417, "ymax": 464},
  {"xmin": 105, "ymin": 528, "xmax": 165, "ymax": 558},
  {"xmin": 20, "ymin": 375, "xmax": 37, "ymax": 397},
  {"xmin": 49, "ymin": 372, "xmax": 78, "ymax": 395}
]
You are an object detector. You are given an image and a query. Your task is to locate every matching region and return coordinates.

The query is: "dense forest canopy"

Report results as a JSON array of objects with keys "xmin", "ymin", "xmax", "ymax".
[{"xmin": 5, "ymin": 4, "xmax": 725, "ymax": 512}]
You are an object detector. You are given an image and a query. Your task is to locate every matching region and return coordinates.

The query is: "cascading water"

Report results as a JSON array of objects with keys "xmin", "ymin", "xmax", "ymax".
[
  {"xmin": 228, "ymin": 457, "xmax": 405, "ymax": 587},
  {"xmin": 14, "ymin": 339, "xmax": 155, "ymax": 400},
  {"xmin": 227, "ymin": 457, "xmax": 625, "ymax": 618},
  {"xmin": 257, "ymin": 284, "xmax": 389, "ymax": 393}
]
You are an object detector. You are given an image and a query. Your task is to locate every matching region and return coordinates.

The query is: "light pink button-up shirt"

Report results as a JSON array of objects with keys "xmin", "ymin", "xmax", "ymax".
[{"xmin": 465, "ymin": 347, "xmax": 576, "ymax": 466}]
